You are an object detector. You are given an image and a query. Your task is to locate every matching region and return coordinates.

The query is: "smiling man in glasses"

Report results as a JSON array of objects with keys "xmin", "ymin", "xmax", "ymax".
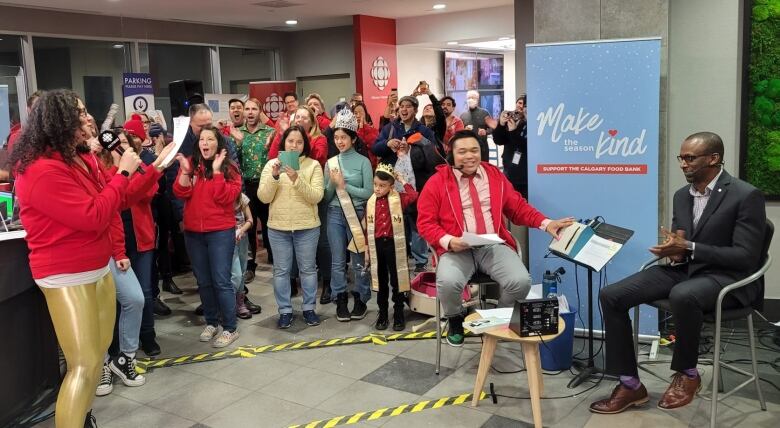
[{"xmin": 590, "ymin": 131, "xmax": 766, "ymax": 414}]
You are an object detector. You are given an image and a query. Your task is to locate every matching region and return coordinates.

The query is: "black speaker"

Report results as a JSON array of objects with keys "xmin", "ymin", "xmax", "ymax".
[{"xmin": 169, "ymin": 80, "xmax": 204, "ymax": 117}]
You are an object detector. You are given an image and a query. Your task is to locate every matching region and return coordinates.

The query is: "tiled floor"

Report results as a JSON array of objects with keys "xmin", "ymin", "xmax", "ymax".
[{"xmin": 33, "ymin": 252, "xmax": 780, "ymax": 427}]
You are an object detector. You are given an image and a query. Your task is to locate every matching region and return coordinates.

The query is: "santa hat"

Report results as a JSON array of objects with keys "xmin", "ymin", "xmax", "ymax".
[{"xmin": 123, "ymin": 114, "xmax": 147, "ymax": 141}]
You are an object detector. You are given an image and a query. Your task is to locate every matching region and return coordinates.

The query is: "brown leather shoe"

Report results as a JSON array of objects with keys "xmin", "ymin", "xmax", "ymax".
[
  {"xmin": 590, "ymin": 383, "xmax": 649, "ymax": 414},
  {"xmin": 658, "ymin": 372, "xmax": 701, "ymax": 409}
]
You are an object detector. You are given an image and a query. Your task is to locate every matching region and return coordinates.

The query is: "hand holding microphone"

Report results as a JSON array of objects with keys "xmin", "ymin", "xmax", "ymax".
[{"xmin": 99, "ymin": 130, "xmax": 145, "ymax": 175}]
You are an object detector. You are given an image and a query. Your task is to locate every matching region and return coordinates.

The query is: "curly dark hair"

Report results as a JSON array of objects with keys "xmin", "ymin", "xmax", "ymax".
[
  {"xmin": 192, "ymin": 125, "xmax": 233, "ymax": 180},
  {"xmin": 10, "ymin": 89, "xmax": 84, "ymax": 174}
]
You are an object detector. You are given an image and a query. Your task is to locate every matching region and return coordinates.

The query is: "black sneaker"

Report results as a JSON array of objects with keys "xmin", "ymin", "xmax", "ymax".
[
  {"xmin": 277, "ymin": 313, "xmax": 294, "ymax": 329},
  {"xmin": 245, "ymin": 296, "xmax": 262, "ymax": 314},
  {"xmin": 392, "ymin": 310, "xmax": 406, "ymax": 331},
  {"xmin": 374, "ymin": 310, "xmax": 389, "ymax": 330},
  {"xmin": 302, "ymin": 310, "xmax": 321, "ymax": 326},
  {"xmin": 153, "ymin": 297, "xmax": 171, "ymax": 316},
  {"xmin": 336, "ymin": 292, "xmax": 351, "ymax": 322},
  {"xmin": 162, "ymin": 278, "xmax": 182, "ymax": 295},
  {"xmin": 350, "ymin": 291, "xmax": 368, "ymax": 320},
  {"xmin": 141, "ymin": 339, "xmax": 161, "ymax": 357},
  {"xmin": 109, "ymin": 353, "xmax": 146, "ymax": 387},
  {"xmin": 95, "ymin": 363, "xmax": 113, "ymax": 396},
  {"xmin": 84, "ymin": 410, "xmax": 97, "ymax": 428}
]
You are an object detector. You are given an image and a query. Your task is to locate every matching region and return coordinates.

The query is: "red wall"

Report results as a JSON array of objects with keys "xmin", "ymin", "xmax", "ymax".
[{"xmin": 353, "ymin": 15, "xmax": 398, "ymax": 128}]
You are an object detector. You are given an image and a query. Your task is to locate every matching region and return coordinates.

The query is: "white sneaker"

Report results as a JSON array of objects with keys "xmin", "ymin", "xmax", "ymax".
[
  {"xmin": 199, "ymin": 325, "xmax": 222, "ymax": 342},
  {"xmin": 213, "ymin": 330, "xmax": 239, "ymax": 348},
  {"xmin": 95, "ymin": 363, "xmax": 113, "ymax": 396}
]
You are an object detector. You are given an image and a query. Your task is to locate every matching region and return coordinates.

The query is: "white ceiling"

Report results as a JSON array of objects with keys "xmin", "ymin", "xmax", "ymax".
[{"xmin": 0, "ymin": 0, "xmax": 513, "ymax": 31}]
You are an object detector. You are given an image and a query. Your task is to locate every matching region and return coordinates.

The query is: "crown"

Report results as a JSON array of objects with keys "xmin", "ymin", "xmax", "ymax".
[
  {"xmin": 376, "ymin": 163, "xmax": 395, "ymax": 176},
  {"xmin": 333, "ymin": 108, "xmax": 358, "ymax": 132}
]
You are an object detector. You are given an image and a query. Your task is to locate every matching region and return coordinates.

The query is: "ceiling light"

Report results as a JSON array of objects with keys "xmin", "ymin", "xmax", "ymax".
[
  {"xmin": 112, "ymin": 44, "xmax": 124, "ymax": 49},
  {"xmin": 461, "ymin": 39, "xmax": 516, "ymax": 50},
  {"xmin": 433, "ymin": 4, "xmax": 446, "ymax": 10},
  {"xmin": 285, "ymin": 19, "xmax": 298, "ymax": 25},
  {"xmin": 447, "ymin": 41, "xmax": 458, "ymax": 45},
  {"xmin": 499, "ymin": 37, "xmax": 511, "ymax": 41}
]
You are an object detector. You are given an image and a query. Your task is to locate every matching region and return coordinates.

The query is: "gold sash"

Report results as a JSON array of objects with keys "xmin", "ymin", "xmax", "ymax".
[
  {"xmin": 366, "ymin": 190, "xmax": 410, "ymax": 292},
  {"xmin": 328, "ymin": 157, "xmax": 366, "ymax": 253}
]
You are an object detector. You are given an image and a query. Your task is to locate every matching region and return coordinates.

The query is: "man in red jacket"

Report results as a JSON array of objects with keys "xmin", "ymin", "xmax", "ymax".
[{"xmin": 417, "ymin": 130, "xmax": 573, "ymax": 346}]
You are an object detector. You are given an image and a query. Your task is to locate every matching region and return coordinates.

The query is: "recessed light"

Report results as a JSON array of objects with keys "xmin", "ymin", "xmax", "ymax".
[
  {"xmin": 499, "ymin": 37, "xmax": 511, "ymax": 41},
  {"xmin": 112, "ymin": 44, "xmax": 124, "ymax": 49},
  {"xmin": 285, "ymin": 20, "xmax": 298, "ymax": 25},
  {"xmin": 433, "ymin": 4, "xmax": 446, "ymax": 10},
  {"xmin": 447, "ymin": 41, "xmax": 458, "ymax": 45}
]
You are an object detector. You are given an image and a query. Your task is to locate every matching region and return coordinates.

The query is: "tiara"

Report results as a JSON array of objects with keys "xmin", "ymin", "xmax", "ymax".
[
  {"xmin": 333, "ymin": 109, "xmax": 358, "ymax": 132},
  {"xmin": 376, "ymin": 163, "xmax": 395, "ymax": 176}
]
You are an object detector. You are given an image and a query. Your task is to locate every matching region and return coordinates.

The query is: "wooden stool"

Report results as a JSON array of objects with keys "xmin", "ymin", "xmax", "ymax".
[{"xmin": 466, "ymin": 313, "xmax": 565, "ymax": 428}]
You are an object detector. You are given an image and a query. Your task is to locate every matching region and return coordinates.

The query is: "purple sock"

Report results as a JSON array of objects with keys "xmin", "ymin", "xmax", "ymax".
[
  {"xmin": 682, "ymin": 368, "xmax": 698, "ymax": 378},
  {"xmin": 620, "ymin": 375, "xmax": 641, "ymax": 390}
]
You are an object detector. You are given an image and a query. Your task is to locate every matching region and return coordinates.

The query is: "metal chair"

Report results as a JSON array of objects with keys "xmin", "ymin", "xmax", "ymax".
[
  {"xmin": 430, "ymin": 235, "xmax": 521, "ymax": 375},
  {"xmin": 632, "ymin": 219, "xmax": 773, "ymax": 428}
]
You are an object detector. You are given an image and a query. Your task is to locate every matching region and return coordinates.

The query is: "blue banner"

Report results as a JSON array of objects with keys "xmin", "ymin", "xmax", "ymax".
[{"xmin": 526, "ymin": 38, "xmax": 661, "ymax": 335}]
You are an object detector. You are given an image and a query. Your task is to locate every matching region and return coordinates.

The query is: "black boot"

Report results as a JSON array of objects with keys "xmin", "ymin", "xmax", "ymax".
[
  {"xmin": 375, "ymin": 308, "xmax": 389, "ymax": 330},
  {"xmin": 350, "ymin": 291, "xmax": 367, "ymax": 320},
  {"xmin": 153, "ymin": 297, "xmax": 171, "ymax": 316},
  {"xmin": 245, "ymin": 295, "xmax": 262, "ymax": 314},
  {"xmin": 319, "ymin": 280, "xmax": 332, "ymax": 304},
  {"xmin": 392, "ymin": 308, "xmax": 406, "ymax": 331},
  {"xmin": 336, "ymin": 292, "xmax": 351, "ymax": 322},
  {"xmin": 162, "ymin": 277, "xmax": 182, "ymax": 295},
  {"xmin": 141, "ymin": 338, "xmax": 161, "ymax": 356}
]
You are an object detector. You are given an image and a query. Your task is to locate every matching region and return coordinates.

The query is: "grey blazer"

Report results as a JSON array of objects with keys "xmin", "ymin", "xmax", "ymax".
[{"xmin": 671, "ymin": 170, "xmax": 767, "ymax": 307}]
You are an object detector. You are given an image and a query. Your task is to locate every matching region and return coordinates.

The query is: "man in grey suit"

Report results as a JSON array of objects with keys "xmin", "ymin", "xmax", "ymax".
[{"xmin": 590, "ymin": 131, "xmax": 767, "ymax": 414}]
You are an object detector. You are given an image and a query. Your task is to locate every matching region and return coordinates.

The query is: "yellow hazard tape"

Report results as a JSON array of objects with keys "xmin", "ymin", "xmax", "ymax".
[
  {"xmin": 135, "ymin": 330, "xmax": 439, "ymax": 373},
  {"xmin": 288, "ymin": 392, "xmax": 488, "ymax": 428}
]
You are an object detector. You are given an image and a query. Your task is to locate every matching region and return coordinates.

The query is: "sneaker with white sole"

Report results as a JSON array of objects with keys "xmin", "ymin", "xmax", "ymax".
[
  {"xmin": 213, "ymin": 330, "xmax": 239, "ymax": 348},
  {"xmin": 95, "ymin": 363, "xmax": 113, "ymax": 396},
  {"xmin": 109, "ymin": 352, "xmax": 146, "ymax": 387},
  {"xmin": 199, "ymin": 325, "xmax": 222, "ymax": 342}
]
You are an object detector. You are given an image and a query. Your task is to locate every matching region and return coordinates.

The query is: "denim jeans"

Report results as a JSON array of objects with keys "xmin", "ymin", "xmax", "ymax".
[
  {"xmin": 268, "ymin": 227, "xmax": 320, "ymax": 314},
  {"xmin": 127, "ymin": 248, "xmax": 156, "ymax": 343},
  {"xmin": 316, "ymin": 200, "xmax": 331, "ymax": 282},
  {"xmin": 108, "ymin": 258, "xmax": 144, "ymax": 353},
  {"xmin": 185, "ymin": 228, "xmax": 237, "ymax": 332},
  {"xmin": 231, "ymin": 233, "xmax": 249, "ymax": 293},
  {"xmin": 406, "ymin": 212, "xmax": 428, "ymax": 266},
  {"xmin": 327, "ymin": 205, "xmax": 371, "ymax": 303}
]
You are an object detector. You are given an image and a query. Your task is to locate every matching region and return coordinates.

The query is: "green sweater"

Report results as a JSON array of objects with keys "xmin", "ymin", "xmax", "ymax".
[{"xmin": 324, "ymin": 148, "xmax": 374, "ymax": 209}]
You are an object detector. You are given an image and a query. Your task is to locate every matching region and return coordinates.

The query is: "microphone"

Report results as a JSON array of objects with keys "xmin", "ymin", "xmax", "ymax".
[
  {"xmin": 99, "ymin": 130, "xmax": 145, "ymax": 175},
  {"xmin": 683, "ymin": 163, "xmax": 719, "ymax": 180}
]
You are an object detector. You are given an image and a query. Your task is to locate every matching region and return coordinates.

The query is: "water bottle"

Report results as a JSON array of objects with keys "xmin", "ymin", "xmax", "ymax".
[{"xmin": 543, "ymin": 270, "xmax": 557, "ymax": 298}]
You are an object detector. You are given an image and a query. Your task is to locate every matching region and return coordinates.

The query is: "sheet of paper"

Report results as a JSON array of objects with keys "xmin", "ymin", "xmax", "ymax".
[
  {"xmin": 574, "ymin": 235, "xmax": 622, "ymax": 271},
  {"xmin": 461, "ymin": 232, "xmax": 505, "ymax": 247},
  {"xmin": 475, "ymin": 307, "xmax": 514, "ymax": 321},
  {"xmin": 0, "ymin": 230, "xmax": 26, "ymax": 241},
  {"xmin": 161, "ymin": 116, "xmax": 191, "ymax": 168}
]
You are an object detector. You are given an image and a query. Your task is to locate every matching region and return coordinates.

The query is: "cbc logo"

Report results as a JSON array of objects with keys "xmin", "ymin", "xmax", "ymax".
[
  {"xmin": 371, "ymin": 56, "xmax": 390, "ymax": 91},
  {"xmin": 264, "ymin": 92, "xmax": 286, "ymax": 120}
]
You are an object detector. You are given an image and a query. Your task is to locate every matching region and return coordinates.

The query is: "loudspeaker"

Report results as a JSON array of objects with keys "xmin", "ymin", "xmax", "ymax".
[{"xmin": 169, "ymin": 80, "xmax": 204, "ymax": 118}]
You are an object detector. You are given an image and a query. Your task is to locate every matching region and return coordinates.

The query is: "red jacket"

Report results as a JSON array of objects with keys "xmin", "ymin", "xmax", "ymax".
[
  {"xmin": 417, "ymin": 162, "xmax": 546, "ymax": 257},
  {"xmin": 358, "ymin": 124, "xmax": 380, "ymax": 169},
  {"xmin": 268, "ymin": 133, "xmax": 328, "ymax": 168},
  {"xmin": 173, "ymin": 160, "xmax": 242, "ymax": 233},
  {"xmin": 14, "ymin": 152, "xmax": 129, "ymax": 279},
  {"xmin": 103, "ymin": 164, "xmax": 161, "ymax": 256},
  {"xmin": 316, "ymin": 113, "xmax": 331, "ymax": 133}
]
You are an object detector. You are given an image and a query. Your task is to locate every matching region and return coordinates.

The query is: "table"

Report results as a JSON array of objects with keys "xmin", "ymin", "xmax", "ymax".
[
  {"xmin": 0, "ymin": 231, "xmax": 60, "ymax": 426},
  {"xmin": 466, "ymin": 313, "xmax": 565, "ymax": 428}
]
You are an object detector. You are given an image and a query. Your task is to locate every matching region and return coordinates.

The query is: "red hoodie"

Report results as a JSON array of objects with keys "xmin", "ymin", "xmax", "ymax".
[
  {"xmin": 268, "ymin": 132, "xmax": 328, "ymax": 168},
  {"xmin": 14, "ymin": 152, "xmax": 129, "ymax": 279},
  {"xmin": 173, "ymin": 160, "xmax": 242, "ymax": 233},
  {"xmin": 417, "ymin": 162, "xmax": 546, "ymax": 257}
]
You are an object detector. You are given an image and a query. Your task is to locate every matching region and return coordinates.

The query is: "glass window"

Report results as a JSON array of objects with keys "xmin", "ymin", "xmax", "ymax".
[
  {"xmin": 32, "ymin": 37, "xmax": 131, "ymax": 124},
  {"xmin": 219, "ymin": 47, "xmax": 275, "ymax": 94},
  {"xmin": 148, "ymin": 44, "xmax": 212, "ymax": 122},
  {"xmin": 0, "ymin": 35, "xmax": 23, "ymax": 148}
]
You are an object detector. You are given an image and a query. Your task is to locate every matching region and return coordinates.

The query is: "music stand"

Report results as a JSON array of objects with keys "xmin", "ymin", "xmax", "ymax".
[{"xmin": 549, "ymin": 221, "xmax": 633, "ymax": 388}]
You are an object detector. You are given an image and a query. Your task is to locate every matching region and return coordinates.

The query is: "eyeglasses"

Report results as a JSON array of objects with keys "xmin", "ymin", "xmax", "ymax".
[{"xmin": 676, "ymin": 153, "xmax": 713, "ymax": 163}]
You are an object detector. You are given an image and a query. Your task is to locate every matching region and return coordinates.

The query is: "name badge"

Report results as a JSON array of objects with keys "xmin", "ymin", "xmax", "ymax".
[{"xmin": 512, "ymin": 151, "xmax": 522, "ymax": 165}]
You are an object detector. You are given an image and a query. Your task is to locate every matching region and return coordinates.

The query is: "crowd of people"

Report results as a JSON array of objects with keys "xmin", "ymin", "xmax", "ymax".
[{"xmin": 2, "ymin": 83, "xmax": 583, "ymax": 427}]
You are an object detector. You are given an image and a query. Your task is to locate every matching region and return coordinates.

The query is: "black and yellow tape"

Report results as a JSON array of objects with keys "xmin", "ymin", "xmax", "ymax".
[
  {"xmin": 288, "ymin": 392, "xmax": 488, "ymax": 428},
  {"xmin": 135, "ymin": 330, "xmax": 439, "ymax": 373}
]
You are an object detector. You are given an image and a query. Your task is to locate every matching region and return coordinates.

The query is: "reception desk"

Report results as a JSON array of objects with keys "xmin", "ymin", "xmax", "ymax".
[{"xmin": 0, "ymin": 231, "xmax": 60, "ymax": 426}]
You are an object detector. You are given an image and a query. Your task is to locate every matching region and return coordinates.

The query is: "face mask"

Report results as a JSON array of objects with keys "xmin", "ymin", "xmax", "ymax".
[{"xmin": 467, "ymin": 98, "xmax": 478, "ymax": 109}]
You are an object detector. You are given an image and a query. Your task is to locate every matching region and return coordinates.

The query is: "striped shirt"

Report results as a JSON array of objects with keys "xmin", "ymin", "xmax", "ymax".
[{"xmin": 689, "ymin": 168, "xmax": 723, "ymax": 228}]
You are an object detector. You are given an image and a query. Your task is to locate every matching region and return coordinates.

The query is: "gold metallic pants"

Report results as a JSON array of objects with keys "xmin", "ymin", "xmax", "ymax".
[{"xmin": 40, "ymin": 272, "xmax": 116, "ymax": 428}]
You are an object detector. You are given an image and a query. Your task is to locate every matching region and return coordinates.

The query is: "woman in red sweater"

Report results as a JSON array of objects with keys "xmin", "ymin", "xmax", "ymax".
[
  {"xmin": 11, "ymin": 90, "xmax": 142, "ymax": 428},
  {"xmin": 174, "ymin": 125, "xmax": 242, "ymax": 348},
  {"xmin": 268, "ymin": 106, "xmax": 328, "ymax": 168},
  {"xmin": 352, "ymin": 102, "xmax": 379, "ymax": 169}
]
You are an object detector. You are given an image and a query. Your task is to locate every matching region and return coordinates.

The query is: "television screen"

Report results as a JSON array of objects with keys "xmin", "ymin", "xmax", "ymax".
[
  {"xmin": 479, "ymin": 91, "xmax": 504, "ymax": 119},
  {"xmin": 444, "ymin": 52, "xmax": 478, "ymax": 92},
  {"xmin": 478, "ymin": 56, "xmax": 504, "ymax": 89}
]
